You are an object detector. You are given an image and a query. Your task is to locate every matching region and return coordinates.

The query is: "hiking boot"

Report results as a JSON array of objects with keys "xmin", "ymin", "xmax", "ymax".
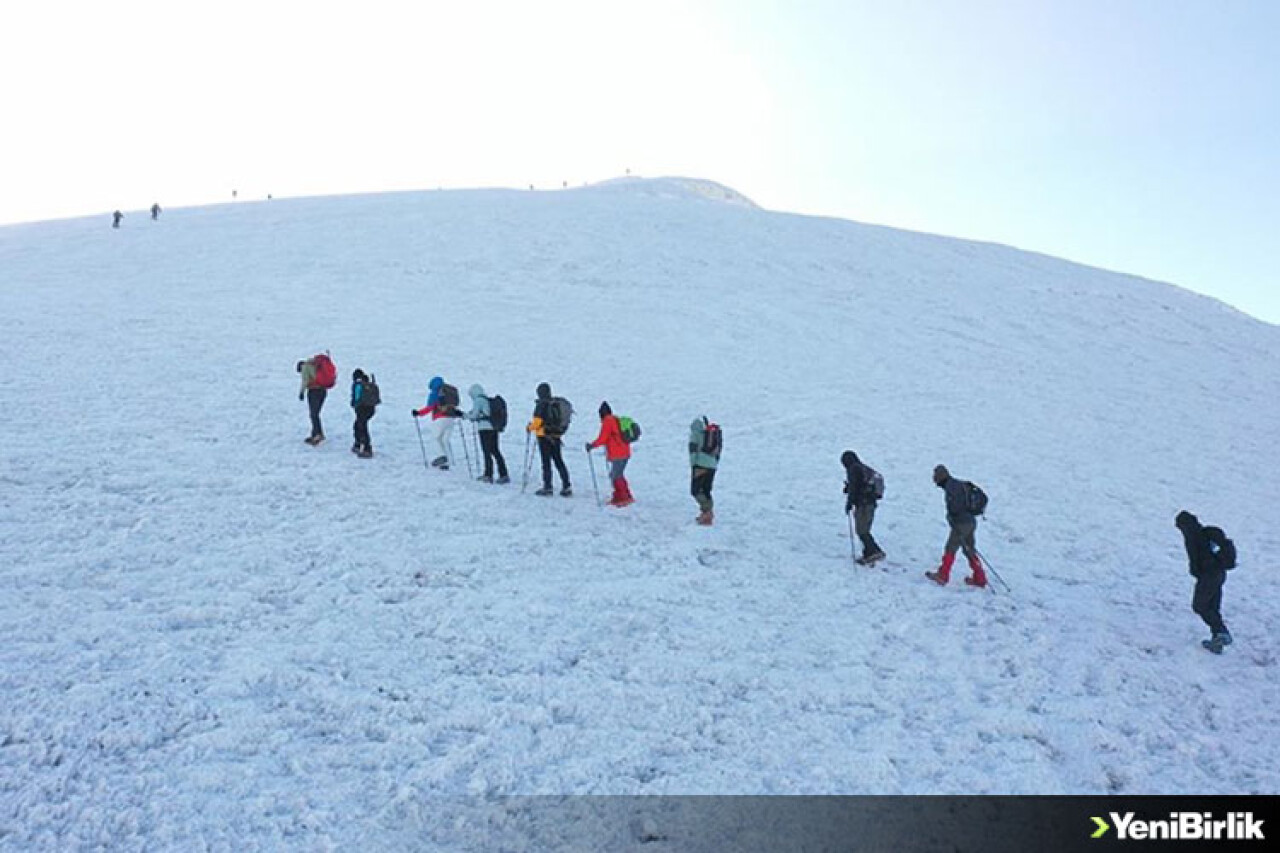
[
  {"xmin": 431, "ymin": 455, "xmax": 448, "ymax": 468},
  {"xmin": 496, "ymin": 475, "xmax": 510, "ymax": 484},
  {"xmin": 964, "ymin": 574, "xmax": 987, "ymax": 588},
  {"xmin": 535, "ymin": 486, "xmax": 553, "ymax": 496},
  {"xmin": 304, "ymin": 435, "xmax": 322, "ymax": 446},
  {"xmin": 478, "ymin": 475, "xmax": 493, "ymax": 483},
  {"xmin": 560, "ymin": 486, "xmax": 573, "ymax": 497},
  {"xmin": 357, "ymin": 448, "xmax": 373, "ymax": 459},
  {"xmin": 351, "ymin": 442, "xmax": 361, "ymax": 454},
  {"xmin": 1203, "ymin": 631, "xmax": 1232, "ymax": 654},
  {"xmin": 863, "ymin": 550, "xmax": 886, "ymax": 565},
  {"xmin": 925, "ymin": 570, "xmax": 949, "ymax": 586},
  {"xmin": 696, "ymin": 510, "xmax": 714, "ymax": 526}
]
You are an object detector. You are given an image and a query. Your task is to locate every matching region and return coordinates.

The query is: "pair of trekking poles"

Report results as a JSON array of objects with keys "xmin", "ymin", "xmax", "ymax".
[
  {"xmin": 845, "ymin": 513, "xmax": 1011, "ymax": 594},
  {"xmin": 517, "ymin": 431, "xmax": 605, "ymax": 507},
  {"xmin": 413, "ymin": 415, "xmax": 487, "ymax": 478}
]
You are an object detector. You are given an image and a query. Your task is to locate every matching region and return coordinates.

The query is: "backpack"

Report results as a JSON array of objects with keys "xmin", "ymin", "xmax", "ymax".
[
  {"xmin": 1206, "ymin": 526, "xmax": 1237, "ymax": 570},
  {"xmin": 488, "ymin": 395, "xmax": 508, "ymax": 433},
  {"xmin": 963, "ymin": 480, "xmax": 989, "ymax": 516},
  {"xmin": 544, "ymin": 396, "xmax": 573, "ymax": 435},
  {"xmin": 618, "ymin": 416, "xmax": 641, "ymax": 443},
  {"xmin": 313, "ymin": 353, "xmax": 336, "ymax": 389},
  {"xmin": 861, "ymin": 464, "xmax": 885, "ymax": 501},
  {"xmin": 701, "ymin": 420, "xmax": 723, "ymax": 459},
  {"xmin": 360, "ymin": 375, "xmax": 380, "ymax": 408},
  {"xmin": 438, "ymin": 383, "xmax": 460, "ymax": 412}
]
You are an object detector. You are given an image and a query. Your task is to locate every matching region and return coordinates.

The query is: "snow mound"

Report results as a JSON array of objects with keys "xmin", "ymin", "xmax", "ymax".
[{"xmin": 589, "ymin": 175, "xmax": 760, "ymax": 208}]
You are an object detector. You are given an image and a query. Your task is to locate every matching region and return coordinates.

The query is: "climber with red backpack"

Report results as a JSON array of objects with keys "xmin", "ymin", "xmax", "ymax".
[
  {"xmin": 297, "ymin": 352, "xmax": 336, "ymax": 445},
  {"xmin": 689, "ymin": 417, "xmax": 721, "ymax": 525}
]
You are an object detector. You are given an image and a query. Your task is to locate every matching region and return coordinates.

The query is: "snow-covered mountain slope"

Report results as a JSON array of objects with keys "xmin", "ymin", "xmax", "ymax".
[{"xmin": 1, "ymin": 179, "xmax": 1277, "ymax": 845}]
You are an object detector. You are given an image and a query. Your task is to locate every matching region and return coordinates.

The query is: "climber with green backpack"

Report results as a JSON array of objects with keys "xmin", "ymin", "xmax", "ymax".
[{"xmin": 585, "ymin": 401, "xmax": 635, "ymax": 507}]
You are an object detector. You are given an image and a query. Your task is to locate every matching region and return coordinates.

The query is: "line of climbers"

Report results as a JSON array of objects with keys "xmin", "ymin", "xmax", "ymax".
[
  {"xmin": 296, "ymin": 354, "xmax": 722, "ymax": 522},
  {"xmin": 296, "ymin": 353, "xmax": 1239, "ymax": 649}
]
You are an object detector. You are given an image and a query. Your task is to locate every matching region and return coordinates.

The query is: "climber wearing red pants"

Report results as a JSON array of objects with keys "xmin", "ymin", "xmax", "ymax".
[{"xmin": 926, "ymin": 464, "xmax": 987, "ymax": 588}]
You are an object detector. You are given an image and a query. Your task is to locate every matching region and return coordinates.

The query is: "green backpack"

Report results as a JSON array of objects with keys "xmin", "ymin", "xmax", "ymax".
[{"xmin": 618, "ymin": 416, "xmax": 642, "ymax": 443}]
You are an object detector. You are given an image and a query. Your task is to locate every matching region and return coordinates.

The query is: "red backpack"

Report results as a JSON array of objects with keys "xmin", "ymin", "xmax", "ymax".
[{"xmin": 313, "ymin": 353, "xmax": 336, "ymax": 389}]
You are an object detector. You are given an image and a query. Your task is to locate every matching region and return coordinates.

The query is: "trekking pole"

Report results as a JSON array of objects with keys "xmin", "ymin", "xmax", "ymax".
[
  {"xmin": 457, "ymin": 420, "xmax": 474, "ymax": 477},
  {"xmin": 521, "ymin": 432, "xmax": 532, "ymax": 493},
  {"xmin": 975, "ymin": 548, "xmax": 1012, "ymax": 594},
  {"xmin": 471, "ymin": 421, "xmax": 482, "ymax": 472},
  {"xmin": 585, "ymin": 448, "xmax": 602, "ymax": 507},
  {"xmin": 413, "ymin": 416, "xmax": 429, "ymax": 471}
]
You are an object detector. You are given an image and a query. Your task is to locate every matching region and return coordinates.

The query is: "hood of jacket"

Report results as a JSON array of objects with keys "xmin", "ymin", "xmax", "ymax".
[
  {"xmin": 429, "ymin": 376, "xmax": 443, "ymax": 392},
  {"xmin": 469, "ymin": 384, "xmax": 485, "ymax": 400}
]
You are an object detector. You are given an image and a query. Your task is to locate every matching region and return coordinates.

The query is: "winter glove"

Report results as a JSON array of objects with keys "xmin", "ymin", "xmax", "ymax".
[
  {"xmin": 584, "ymin": 442, "xmax": 593, "ymax": 452},
  {"xmin": 845, "ymin": 500, "xmax": 854, "ymax": 514},
  {"xmin": 298, "ymin": 391, "xmax": 305, "ymax": 401},
  {"xmin": 411, "ymin": 409, "xmax": 420, "ymax": 418}
]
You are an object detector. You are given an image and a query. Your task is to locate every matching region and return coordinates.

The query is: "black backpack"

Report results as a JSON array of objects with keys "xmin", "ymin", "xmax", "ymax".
[
  {"xmin": 544, "ymin": 396, "xmax": 573, "ymax": 434},
  {"xmin": 701, "ymin": 420, "xmax": 722, "ymax": 459},
  {"xmin": 488, "ymin": 395, "xmax": 508, "ymax": 433},
  {"xmin": 360, "ymin": 375, "xmax": 381, "ymax": 408},
  {"xmin": 1206, "ymin": 526, "xmax": 1237, "ymax": 570},
  {"xmin": 963, "ymin": 480, "xmax": 988, "ymax": 516}
]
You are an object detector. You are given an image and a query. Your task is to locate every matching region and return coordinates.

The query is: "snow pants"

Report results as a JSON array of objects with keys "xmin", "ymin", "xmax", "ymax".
[
  {"xmin": 944, "ymin": 519, "xmax": 977, "ymax": 560},
  {"xmin": 433, "ymin": 416, "xmax": 456, "ymax": 461},
  {"xmin": 479, "ymin": 428, "xmax": 508, "ymax": 479},
  {"xmin": 353, "ymin": 405, "xmax": 375, "ymax": 451},
  {"xmin": 1192, "ymin": 568, "xmax": 1228, "ymax": 634},
  {"xmin": 307, "ymin": 388, "xmax": 327, "ymax": 439},
  {"xmin": 691, "ymin": 466, "xmax": 716, "ymax": 512},
  {"xmin": 538, "ymin": 436, "xmax": 571, "ymax": 489},
  {"xmin": 854, "ymin": 501, "xmax": 881, "ymax": 557}
]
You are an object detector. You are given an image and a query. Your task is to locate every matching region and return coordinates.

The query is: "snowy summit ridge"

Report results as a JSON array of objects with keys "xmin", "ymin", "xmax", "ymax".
[{"xmin": 589, "ymin": 175, "xmax": 760, "ymax": 208}]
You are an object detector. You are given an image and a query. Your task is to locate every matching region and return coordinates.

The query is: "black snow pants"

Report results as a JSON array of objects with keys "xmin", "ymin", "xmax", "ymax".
[{"xmin": 1192, "ymin": 568, "xmax": 1228, "ymax": 634}]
